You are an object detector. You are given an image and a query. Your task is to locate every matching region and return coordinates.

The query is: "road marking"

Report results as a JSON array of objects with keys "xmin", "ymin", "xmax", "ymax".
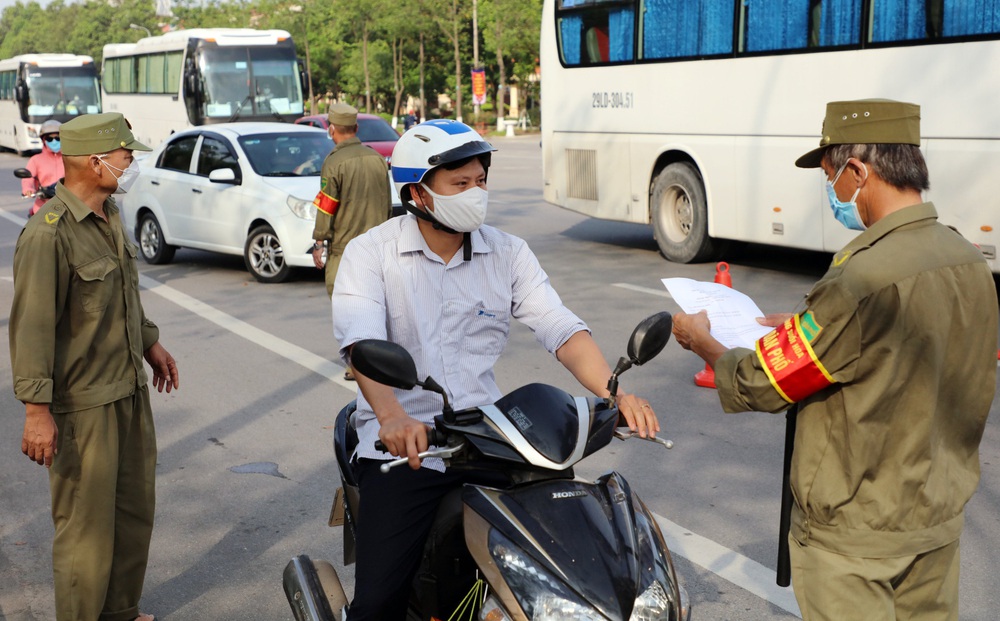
[
  {"xmin": 0, "ymin": 208, "xmax": 27, "ymax": 228},
  {"xmin": 656, "ymin": 515, "xmax": 801, "ymax": 617},
  {"xmin": 613, "ymin": 282, "xmax": 673, "ymax": 299},
  {"xmin": 137, "ymin": 274, "xmax": 356, "ymax": 392},
  {"xmin": 137, "ymin": 272, "xmax": 802, "ymax": 617}
]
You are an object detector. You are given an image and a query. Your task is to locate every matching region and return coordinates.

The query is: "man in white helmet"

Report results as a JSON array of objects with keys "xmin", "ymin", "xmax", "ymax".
[{"xmin": 331, "ymin": 119, "xmax": 662, "ymax": 620}]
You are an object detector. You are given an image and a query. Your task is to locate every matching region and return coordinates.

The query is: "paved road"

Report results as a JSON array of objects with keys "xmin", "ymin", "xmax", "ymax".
[{"xmin": 1, "ymin": 136, "xmax": 998, "ymax": 620}]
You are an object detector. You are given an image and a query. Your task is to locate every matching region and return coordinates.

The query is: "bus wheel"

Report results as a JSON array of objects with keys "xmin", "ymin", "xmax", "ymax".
[
  {"xmin": 651, "ymin": 162, "xmax": 722, "ymax": 263},
  {"xmin": 244, "ymin": 224, "xmax": 292, "ymax": 283},
  {"xmin": 138, "ymin": 212, "xmax": 176, "ymax": 264}
]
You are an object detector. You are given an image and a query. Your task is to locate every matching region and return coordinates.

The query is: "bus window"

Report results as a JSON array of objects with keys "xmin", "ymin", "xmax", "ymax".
[
  {"xmin": 815, "ymin": 0, "xmax": 861, "ymax": 47},
  {"xmin": 642, "ymin": 0, "xmax": 734, "ymax": 59},
  {"xmin": 558, "ymin": 0, "xmax": 635, "ymax": 66},
  {"xmin": 870, "ymin": 0, "xmax": 927, "ymax": 42},
  {"xmin": 743, "ymin": 0, "xmax": 811, "ymax": 52},
  {"xmin": 942, "ymin": 1, "xmax": 1000, "ymax": 36}
]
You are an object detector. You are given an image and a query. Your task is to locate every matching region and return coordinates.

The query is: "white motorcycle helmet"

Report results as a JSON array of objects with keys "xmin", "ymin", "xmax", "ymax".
[{"xmin": 391, "ymin": 119, "xmax": 496, "ymax": 206}]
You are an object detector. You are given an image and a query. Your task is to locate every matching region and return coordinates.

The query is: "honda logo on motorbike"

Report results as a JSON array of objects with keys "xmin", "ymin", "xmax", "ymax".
[{"xmin": 551, "ymin": 490, "xmax": 587, "ymax": 500}]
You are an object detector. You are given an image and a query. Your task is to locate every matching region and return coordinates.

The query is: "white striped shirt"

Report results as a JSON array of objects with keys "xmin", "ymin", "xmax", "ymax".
[{"xmin": 332, "ymin": 215, "xmax": 588, "ymax": 464}]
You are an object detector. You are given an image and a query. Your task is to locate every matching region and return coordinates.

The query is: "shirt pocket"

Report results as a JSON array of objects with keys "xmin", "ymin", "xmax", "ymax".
[
  {"xmin": 75, "ymin": 255, "xmax": 118, "ymax": 313},
  {"xmin": 463, "ymin": 306, "xmax": 510, "ymax": 357}
]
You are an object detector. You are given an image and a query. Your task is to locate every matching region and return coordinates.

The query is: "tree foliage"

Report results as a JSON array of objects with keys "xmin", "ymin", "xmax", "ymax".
[{"xmin": 0, "ymin": 0, "xmax": 542, "ymax": 122}]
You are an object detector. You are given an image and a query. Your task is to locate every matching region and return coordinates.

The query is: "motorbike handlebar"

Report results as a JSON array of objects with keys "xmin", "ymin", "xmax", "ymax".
[
  {"xmin": 374, "ymin": 427, "xmax": 448, "ymax": 454},
  {"xmin": 375, "ymin": 428, "xmax": 462, "ymax": 474}
]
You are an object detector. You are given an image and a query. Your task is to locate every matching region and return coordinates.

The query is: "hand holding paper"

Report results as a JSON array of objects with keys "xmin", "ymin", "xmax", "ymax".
[{"xmin": 662, "ymin": 278, "xmax": 773, "ymax": 349}]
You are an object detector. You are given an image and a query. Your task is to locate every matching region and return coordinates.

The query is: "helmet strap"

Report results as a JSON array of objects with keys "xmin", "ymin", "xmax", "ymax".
[{"xmin": 403, "ymin": 203, "xmax": 473, "ymax": 262}]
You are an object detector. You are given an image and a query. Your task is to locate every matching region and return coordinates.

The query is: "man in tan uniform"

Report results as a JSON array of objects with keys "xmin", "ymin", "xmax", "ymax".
[
  {"xmin": 672, "ymin": 100, "xmax": 997, "ymax": 621},
  {"xmin": 311, "ymin": 103, "xmax": 392, "ymax": 298},
  {"xmin": 10, "ymin": 113, "xmax": 180, "ymax": 621}
]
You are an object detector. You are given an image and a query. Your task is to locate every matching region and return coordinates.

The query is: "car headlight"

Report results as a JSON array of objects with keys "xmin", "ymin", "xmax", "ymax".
[
  {"xmin": 287, "ymin": 195, "xmax": 316, "ymax": 220},
  {"xmin": 27, "ymin": 127, "xmax": 38, "ymax": 139},
  {"xmin": 488, "ymin": 529, "xmax": 605, "ymax": 620}
]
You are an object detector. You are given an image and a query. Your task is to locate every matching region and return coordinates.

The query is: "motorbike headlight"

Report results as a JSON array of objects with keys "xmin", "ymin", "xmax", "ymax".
[
  {"xmin": 287, "ymin": 195, "xmax": 316, "ymax": 220},
  {"xmin": 488, "ymin": 529, "xmax": 604, "ymax": 621},
  {"xmin": 630, "ymin": 496, "xmax": 688, "ymax": 620}
]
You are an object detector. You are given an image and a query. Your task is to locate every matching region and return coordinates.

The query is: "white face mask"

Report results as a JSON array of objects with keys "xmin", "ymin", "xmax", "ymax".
[
  {"xmin": 420, "ymin": 183, "xmax": 488, "ymax": 233},
  {"xmin": 99, "ymin": 157, "xmax": 140, "ymax": 194}
]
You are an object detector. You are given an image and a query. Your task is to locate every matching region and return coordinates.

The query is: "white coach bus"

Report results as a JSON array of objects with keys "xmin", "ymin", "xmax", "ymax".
[
  {"xmin": 0, "ymin": 54, "xmax": 101, "ymax": 154},
  {"xmin": 102, "ymin": 28, "xmax": 307, "ymax": 148},
  {"xmin": 540, "ymin": 0, "xmax": 1000, "ymax": 272}
]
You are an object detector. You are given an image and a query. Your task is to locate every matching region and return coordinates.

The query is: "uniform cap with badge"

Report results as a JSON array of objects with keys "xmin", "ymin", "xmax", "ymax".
[
  {"xmin": 327, "ymin": 103, "xmax": 358, "ymax": 127},
  {"xmin": 796, "ymin": 99, "xmax": 921, "ymax": 169},
  {"xmin": 60, "ymin": 112, "xmax": 152, "ymax": 156}
]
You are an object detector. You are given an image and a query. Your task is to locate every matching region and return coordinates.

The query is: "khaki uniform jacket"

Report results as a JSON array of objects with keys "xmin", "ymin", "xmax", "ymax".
[
  {"xmin": 9, "ymin": 184, "xmax": 159, "ymax": 413},
  {"xmin": 715, "ymin": 203, "xmax": 997, "ymax": 558},
  {"xmin": 312, "ymin": 136, "xmax": 391, "ymax": 255}
]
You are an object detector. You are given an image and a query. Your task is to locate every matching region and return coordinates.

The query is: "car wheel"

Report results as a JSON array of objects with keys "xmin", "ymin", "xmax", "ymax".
[
  {"xmin": 138, "ymin": 212, "xmax": 176, "ymax": 264},
  {"xmin": 650, "ymin": 162, "xmax": 726, "ymax": 263},
  {"xmin": 244, "ymin": 224, "xmax": 292, "ymax": 283}
]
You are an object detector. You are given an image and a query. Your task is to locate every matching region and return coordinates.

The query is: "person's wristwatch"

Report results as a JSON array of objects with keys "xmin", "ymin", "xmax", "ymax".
[{"xmin": 311, "ymin": 240, "xmax": 327, "ymax": 252}]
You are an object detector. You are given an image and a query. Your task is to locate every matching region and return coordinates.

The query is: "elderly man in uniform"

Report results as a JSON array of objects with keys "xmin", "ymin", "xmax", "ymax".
[
  {"xmin": 311, "ymin": 102, "xmax": 392, "ymax": 299},
  {"xmin": 10, "ymin": 112, "xmax": 179, "ymax": 621},
  {"xmin": 672, "ymin": 99, "xmax": 997, "ymax": 621}
]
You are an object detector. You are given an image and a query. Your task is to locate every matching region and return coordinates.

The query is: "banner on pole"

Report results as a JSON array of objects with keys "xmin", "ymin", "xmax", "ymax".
[{"xmin": 471, "ymin": 68, "xmax": 487, "ymax": 106}]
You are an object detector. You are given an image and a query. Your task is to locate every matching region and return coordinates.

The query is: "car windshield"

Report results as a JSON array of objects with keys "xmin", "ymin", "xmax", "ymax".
[
  {"xmin": 238, "ymin": 132, "xmax": 333, "ymax": 177},
  {"xmin": 357, "ymin": 118, "xmax": 399, "ymax": 143}
]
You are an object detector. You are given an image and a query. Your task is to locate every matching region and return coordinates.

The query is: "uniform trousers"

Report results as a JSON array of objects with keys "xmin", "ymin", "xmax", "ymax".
[
  {"xmin": 49, "ymin": 386, "xmax": 157, "ymax": 621},
  {"xmin": 324, "ymin": 250, "xmax": 344, "ymax": 298},
  {"xmin": 347, "ymin": 459, "xmax": 507, "ymax": 621},
  {"xmin": 790, "ymin": 534, "xmax": 960, "ymax": 621}
]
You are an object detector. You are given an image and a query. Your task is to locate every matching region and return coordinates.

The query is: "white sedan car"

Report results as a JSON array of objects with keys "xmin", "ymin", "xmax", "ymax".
[{"xmin": 121, "ymin": 122, "xmax": 400, "ymax": 283}]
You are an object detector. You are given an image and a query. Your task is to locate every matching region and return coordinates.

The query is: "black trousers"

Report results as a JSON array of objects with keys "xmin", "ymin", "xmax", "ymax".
[{"xmin": 346, "ymin": 459, "xmax": 505, "ymax": 621}]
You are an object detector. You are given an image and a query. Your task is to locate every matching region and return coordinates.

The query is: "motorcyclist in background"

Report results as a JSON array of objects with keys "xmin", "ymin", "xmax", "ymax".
[{"xmin": 22, "ymin": 119, "xmax": 64, "ymax": 216}]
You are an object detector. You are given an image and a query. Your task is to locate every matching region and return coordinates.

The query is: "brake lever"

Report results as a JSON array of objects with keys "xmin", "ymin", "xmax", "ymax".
[
  {"xmin": 379, "ymin": 441, "xmax": 466, "ymax": 474},
  {"xmin": 614, "ymin": 427, "xmax": 674, "ymax": 449}
]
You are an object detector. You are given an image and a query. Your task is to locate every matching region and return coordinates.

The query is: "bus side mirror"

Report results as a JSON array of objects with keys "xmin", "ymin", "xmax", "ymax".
[
  {"xmin": 184, "ymin": 71, "xmax": 200, "ymax": 98},
  {"xmin": 298, "ymin": 59, "xmax": 309, "ymax": 98},
  {"xmin": 15, "ymin": 81, "xmax": 28, "ymax": 103}
]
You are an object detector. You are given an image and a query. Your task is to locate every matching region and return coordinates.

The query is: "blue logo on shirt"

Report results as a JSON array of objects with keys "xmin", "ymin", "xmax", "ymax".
[{"xmin": 477, "ymin": 310, "xmax": 497, "ymax": 318}]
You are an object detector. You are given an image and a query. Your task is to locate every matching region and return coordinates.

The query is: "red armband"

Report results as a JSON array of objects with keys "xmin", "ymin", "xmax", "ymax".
[
  {"xmin": 755, "ymin": 312, "xmax": 834, "ymax": 403},
  {"xmin": 313, "ymin": 191, "xmax": 339, "ymax": 216}
]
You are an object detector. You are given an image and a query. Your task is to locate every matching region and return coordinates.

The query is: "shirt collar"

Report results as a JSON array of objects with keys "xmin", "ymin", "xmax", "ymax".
[
  {"xmin": 397, "ymin": 214, "xmax": 491, "ymax": 259},
  {"xmin": 333, "ymin": 136, "xmax": 362, "ymax": 152},
  {"xmin": 844, "ymin": 202, "xmax": 938, "ymax": 253},
  {"xmin": 56, "ymin": 184, "xmax": 118, "ymax": 223}
]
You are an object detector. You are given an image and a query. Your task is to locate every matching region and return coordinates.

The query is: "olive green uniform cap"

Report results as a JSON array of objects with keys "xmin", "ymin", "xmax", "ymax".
[
  {"xmin": 796, "ymin": 99, "xmax": 921, "ymax": 168},
  {"xmin": 60, "ymin": 112, "xmax": 152, "ymax": 156},
  {"xmin": 327, "ymin": 103, "xmax": 359, "ymax": 127}
]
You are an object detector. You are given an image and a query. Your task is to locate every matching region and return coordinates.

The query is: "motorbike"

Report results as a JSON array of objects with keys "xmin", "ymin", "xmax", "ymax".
[
  {"xmin": 284, "ymin": 312, "xmax": 692, "ymax": 621},
  {"xmin": 14, "ymin": 167, "xmax": 56, "ymax": 217}
]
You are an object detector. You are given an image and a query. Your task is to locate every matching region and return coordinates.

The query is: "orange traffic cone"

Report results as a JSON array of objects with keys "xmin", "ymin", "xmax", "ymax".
[{"xmin": 694, "ymin": 262, "xmax": 732, "ymax": 389}]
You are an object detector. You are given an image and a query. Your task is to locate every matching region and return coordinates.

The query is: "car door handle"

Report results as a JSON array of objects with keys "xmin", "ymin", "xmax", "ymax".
[
  {"xmin": 150, "ymin": 180, "xmax": 160, "ymax": 185},
  {"xmin": 192, "ymin": 188, "xmax": 202, "ymax": 194}
]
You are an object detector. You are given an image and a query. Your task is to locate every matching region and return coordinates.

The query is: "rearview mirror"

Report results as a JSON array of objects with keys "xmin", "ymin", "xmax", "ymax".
[
  {"xmin": 208, "ymin": 168, "xmax": 239, "ymax": 184},
  {"xmin": 13, "ymin": 168, "xmax": 33, "ymax": 179},
  {"xmin": 349, "ymin": 340, "xmax": 418, "ymax": 390},
  {"xmin": 627, "ymin": 311, "xmax": 673, "ymax": 366}
]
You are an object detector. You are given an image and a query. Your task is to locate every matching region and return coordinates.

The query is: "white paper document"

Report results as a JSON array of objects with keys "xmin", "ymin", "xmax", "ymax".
[{"xmin": 662, "ymin": 278, "xmax": 773, "ymax": 350}]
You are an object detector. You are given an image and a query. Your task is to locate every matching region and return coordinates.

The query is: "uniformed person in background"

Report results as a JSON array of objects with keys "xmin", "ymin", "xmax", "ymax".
[
  {"xmin": 311, "ymin": 102, "xmax": 392, "ymax": 300},
  {"xmin": 672, "ymin": 99, "xmax": 997, "ymax": 621},
  {"xmin": 10, "ymin": 112, "xmax": 179, "ymax": 621}
]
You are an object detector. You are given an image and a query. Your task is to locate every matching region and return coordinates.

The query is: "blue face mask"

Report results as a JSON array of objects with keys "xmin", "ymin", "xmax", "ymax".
[
  {"xmin": 46, "ymin": 139, "xmax": 61, "ymax": 153},
  {"xmin": 825, "ymin": 161, "xmax": 867, "ymax": 231}
]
